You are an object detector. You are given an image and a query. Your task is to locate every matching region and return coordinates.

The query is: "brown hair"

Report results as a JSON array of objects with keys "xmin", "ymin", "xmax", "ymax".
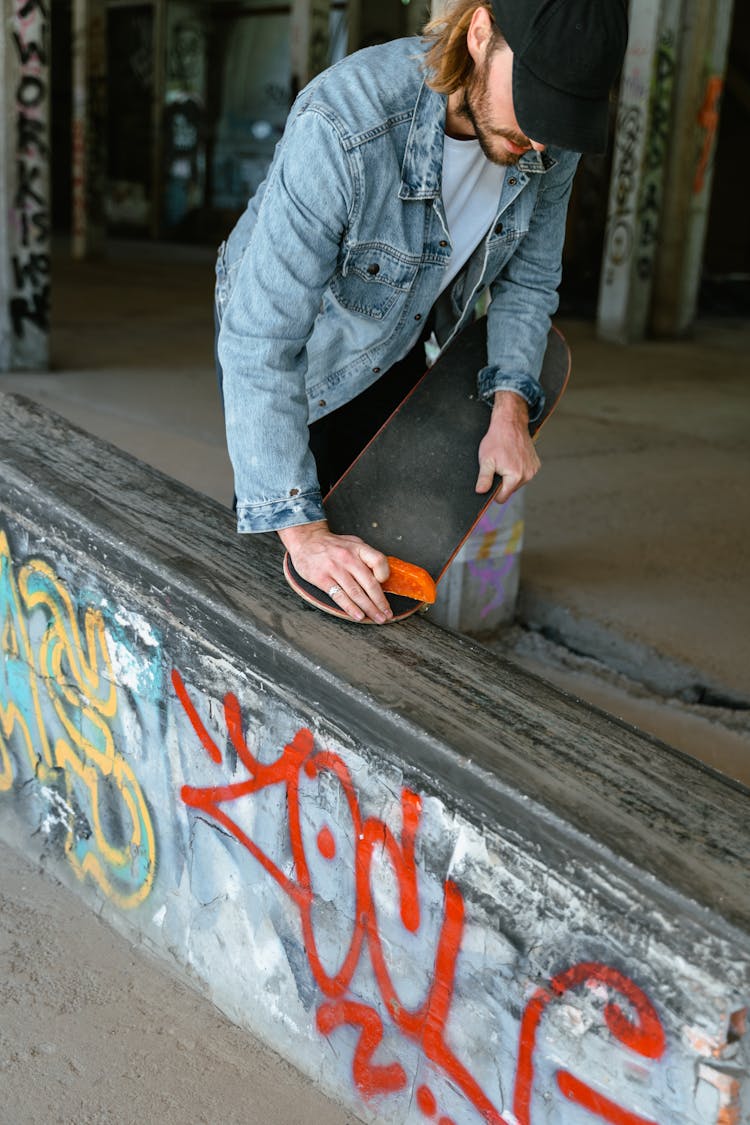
[{"xmin": 422, "ymin": 0, "xmax": 506, "ymax": 95}]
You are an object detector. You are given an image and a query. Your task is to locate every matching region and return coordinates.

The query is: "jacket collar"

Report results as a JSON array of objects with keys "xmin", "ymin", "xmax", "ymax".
[
  {"xmin": 399, "ymin": 79, "xmax": 446, "ymax": 200},
  {"xmin": 517, "ymin": 149, "xmax": 558, "ymax": 173},
  {"xmin": 399, "ymin": 77, "xmax": 558, "ymax": 197}
]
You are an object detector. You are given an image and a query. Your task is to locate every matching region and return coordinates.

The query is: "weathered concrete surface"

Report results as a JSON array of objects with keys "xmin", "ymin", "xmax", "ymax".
[{"xmin": 1, "ymin": 392, "xmax": 748, "ymax": 1124}]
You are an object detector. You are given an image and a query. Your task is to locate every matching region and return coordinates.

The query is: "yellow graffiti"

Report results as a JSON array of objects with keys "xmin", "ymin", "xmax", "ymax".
[
  {"xmin": 0, "ymin": 529, "xmax": 155, "ymax": 908},
  {"xmin": 475, "ymin": 519, "xmax": 524, "ymax": 563},
  {"xmin": 504, "ymin": 519, "xmax": 524, "ymax": 557},
  {"xmin": 0, "ymin": 702, "xmax": 39, "ymax": 793}
]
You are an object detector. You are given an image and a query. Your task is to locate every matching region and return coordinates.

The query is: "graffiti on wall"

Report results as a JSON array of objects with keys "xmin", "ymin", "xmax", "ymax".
[
  {"xmin": 636, "ymin": 32, "xmax": 676, "ymax": 284},
  {"xmin": 1, "ymin": 512, "xmax": 739, "ymax": 1119},
  {"xmin": 174, "ymin": 668, "xmax": 667, "ymax": 1124},
  {"xmin": 693, "ymin": 76, "xmax": 724, "ymax": 196},
  {"xmin": 602, "ymin": 27, "xmax": 676, "ymax": 292},
  {"xmin": 602, "ymin": 101, "xmax": 642, "ymax": 286},
  {"xmin": 465, "ymin": 501, "xmax": 524, "ymax": 623},
  {"xmin": 9, "ymin": 0, "xmax": 51, "ymax": 343},
  {"xmin": 0, "ymin": 526, "xmax": 156, "ymax": 907}
]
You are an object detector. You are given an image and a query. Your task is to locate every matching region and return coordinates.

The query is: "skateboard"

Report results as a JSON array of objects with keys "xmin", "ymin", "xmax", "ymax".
[{"xmin": 284, "ymin": 316, "xmax": 571, "ymax": 621}]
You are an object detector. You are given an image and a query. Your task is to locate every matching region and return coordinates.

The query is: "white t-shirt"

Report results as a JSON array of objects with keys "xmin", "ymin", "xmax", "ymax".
[{"xmin": 438, "ymin": 134, "xmax": 505, "ymax": 295}]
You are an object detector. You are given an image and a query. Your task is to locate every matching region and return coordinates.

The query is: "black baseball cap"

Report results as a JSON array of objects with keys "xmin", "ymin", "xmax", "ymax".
[{"xmin": 490, "ymin": 0, "xmax": 628, "ymax": 154}]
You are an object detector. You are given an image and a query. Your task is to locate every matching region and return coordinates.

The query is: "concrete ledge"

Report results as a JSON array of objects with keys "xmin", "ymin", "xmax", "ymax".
[{"xmin": 0, "ymin": 391, "xmax": 748, "ymax": 1124}]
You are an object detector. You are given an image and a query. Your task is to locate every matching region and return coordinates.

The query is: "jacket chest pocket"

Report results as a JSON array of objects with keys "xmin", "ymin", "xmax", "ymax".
[
  {"xmin": 486, "ymin": 230, "xmax": 525, "ymax": 279},
  {"xmin": 330, "ymin": 244, "xmax": 418, "ymax": 320}
]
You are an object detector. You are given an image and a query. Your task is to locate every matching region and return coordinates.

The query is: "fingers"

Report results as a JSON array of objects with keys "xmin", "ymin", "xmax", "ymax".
[
  {"xmin": 357, "ymin": 542, "xmax": 391, "ymax": 583},
  {"xmin": 476, "ymin": 425, "xmax": 541, "ymax": 504},
  {"xmin": 492, "ymin": 474, "xmax": 521, "ymax": 505},
  {"xmin": 288, "ymin": 531, "xmax": 393, "ymax": 623},
  {"xmin": 475, "ymin": 457, "xmax": 498, "ymax": 495},
  {"xmin": 328, "ymin": 557, "xmax": 393, "ymax": 624},
  {"xmin": 477, "ymin": 459, "xmax": 533, "ymax": 504}
]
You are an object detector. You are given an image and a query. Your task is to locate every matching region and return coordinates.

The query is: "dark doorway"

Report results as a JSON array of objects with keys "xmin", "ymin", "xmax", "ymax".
[
  {"xmin": 700, "ymin": 2, "xmax": 750, "ymax": 315},
  {"xmin": 107, "ymin": 4, "xmax": 154, "ymax": 233}
]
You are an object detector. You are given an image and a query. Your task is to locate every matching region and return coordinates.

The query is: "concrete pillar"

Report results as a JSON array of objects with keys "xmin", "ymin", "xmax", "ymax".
[
  {"xmin": 598, "ymin": 0, "xmax": 735, "ymax": 342},
  {"xmin": 291, "ymin": 0, "xmax": 330, "ymax": 95},
  {"xmin": 650, "ymin": 0, "xmax": 734, "ymax": 337},
  {"xmin": 597, "ymin": 0, "xmax": 683, "ymax": 344},
  {"xmin": 429, "ymin": 491, "xmax": 525, "ymax": 636},
  {"xmin": 1, "ymin": 0, "xmax": 51, "ymax": 371},
  {"xmin": 71, "ymin": 0, "xmax": 107, "ymax": 259}
]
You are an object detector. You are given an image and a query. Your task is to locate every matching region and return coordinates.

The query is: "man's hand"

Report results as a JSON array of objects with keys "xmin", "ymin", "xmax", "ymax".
[
  {"xmin": 475, "ymin": 390, "xmax": 541, "ymax": 505},
  {"xmin": 279, "ymin": 520, "xmax": 393, "ymax": 624}
]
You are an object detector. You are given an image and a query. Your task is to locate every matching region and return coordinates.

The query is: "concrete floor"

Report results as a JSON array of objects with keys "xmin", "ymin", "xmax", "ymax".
[
  {"xmin": 0, "ymin": 840, "xmax": 364, "ymax": 1125},
  {"xmin": 2, "ymin": 239, "xmax": 749, "ymax": 784}
]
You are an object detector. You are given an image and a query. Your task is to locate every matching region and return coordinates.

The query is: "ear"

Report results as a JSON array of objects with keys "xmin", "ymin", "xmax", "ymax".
[{"xmin": 466, "ymin": 5, "xmax": 494, "ymax": 65}]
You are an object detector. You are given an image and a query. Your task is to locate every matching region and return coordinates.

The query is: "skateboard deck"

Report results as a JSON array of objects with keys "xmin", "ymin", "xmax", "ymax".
[{"xmin": 284, "ymin": 316, "xmax": 571, "ymax": 621}]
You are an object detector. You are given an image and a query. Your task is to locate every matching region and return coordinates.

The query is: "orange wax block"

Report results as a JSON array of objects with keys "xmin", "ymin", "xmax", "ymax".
[{"xmin": 382, "ymin": 557, "xmax": 436, "ymax": 604}]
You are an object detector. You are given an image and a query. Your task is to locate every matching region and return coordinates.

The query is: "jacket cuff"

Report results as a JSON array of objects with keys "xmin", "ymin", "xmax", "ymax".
[
  {"xmin": 477, "ymin": 365, "xmax": 546, "ymax": 425},
  {"xmin": 236, "ymin": 491, "xmax": 325, "ymax": 533}
]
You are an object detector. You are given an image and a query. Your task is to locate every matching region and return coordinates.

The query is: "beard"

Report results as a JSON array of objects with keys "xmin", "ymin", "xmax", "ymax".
[{"xmin": 456, "ymin": 55, "xmax": 532, "ymax": 167}]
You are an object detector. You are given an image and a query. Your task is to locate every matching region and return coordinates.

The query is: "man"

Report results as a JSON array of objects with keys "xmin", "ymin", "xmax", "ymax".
[{"xmin": 216, "ymin": 0, "xmax": 627, "ymax": 623}]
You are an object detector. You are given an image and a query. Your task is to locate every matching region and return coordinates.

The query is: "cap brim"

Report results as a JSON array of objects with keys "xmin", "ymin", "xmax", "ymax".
[{"xmin": 513, "ymin": 58, "xmax": 611, "ymax": 155}]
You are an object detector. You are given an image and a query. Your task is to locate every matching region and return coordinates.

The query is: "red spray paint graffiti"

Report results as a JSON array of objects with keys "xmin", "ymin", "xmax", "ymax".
[
  {"xmin": 514, "ymin": 962, "xmax": 666, "ymax": 1125},
  {"xmin": 173, "ymin": 669, "xmax": 667, "ymax": 1124}
]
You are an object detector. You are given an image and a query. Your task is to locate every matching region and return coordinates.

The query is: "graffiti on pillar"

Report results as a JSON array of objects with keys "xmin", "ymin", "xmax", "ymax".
[
  {"xmin": 465, "ymin": 500, "xmax": 524, "ymax": 622},
  {"xmin": 635, "ymin": 31, "xmax": 676, "ymax": 283},
  {"xmin": 174, "ymin": 668, "xmax": 668, "ymax": 1124},
  {"xmin": 603, "ymin": 28, "xmax": 677, "ymax": 292},
  {"xmin": 693, "ymin": 76, "xmax": 724, "ymax": 196},
  {"xmin": 602, "ymin": 103, "xmax": 643, "ymax": 285},
  {"xmin": 9, "ymin": 0, "xmax": 51, "ymax": 341},
  {"xmin": 0, "ymin": 524, "xmax": 157, "ymax": 907}
]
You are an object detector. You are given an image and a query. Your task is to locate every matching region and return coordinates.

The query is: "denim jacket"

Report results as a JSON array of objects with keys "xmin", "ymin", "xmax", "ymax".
[{"xmin": 216, "ymin": 37, "xmax": 580, "ymax": 533}]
